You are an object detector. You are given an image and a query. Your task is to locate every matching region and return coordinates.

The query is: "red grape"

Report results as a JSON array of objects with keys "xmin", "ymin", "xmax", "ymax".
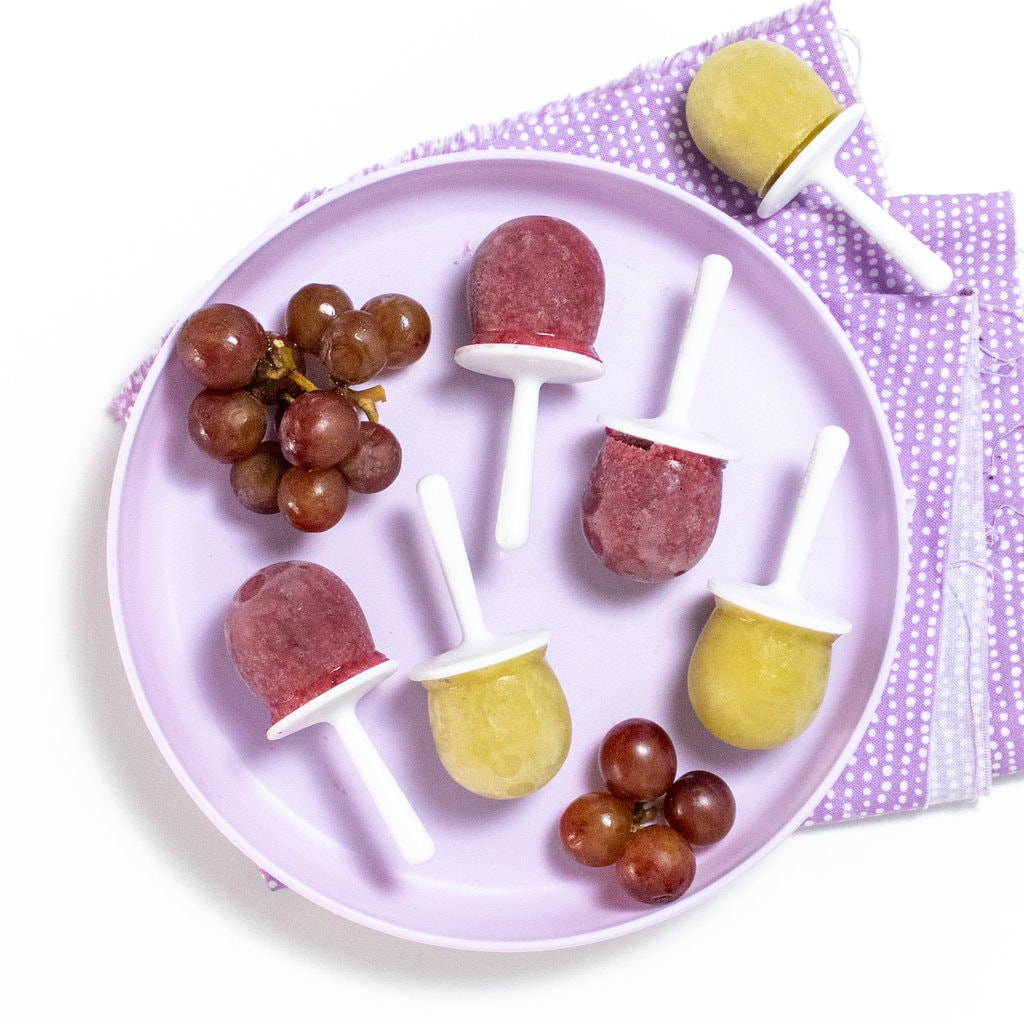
[
  {"xmin": 286, "ymin": 283, "xmax": 353, "ymax": 353},
  {"xmin": 599, "ymin": 718, "xmax": 677, "ymax": 802},
  {"xmin": 320, "ymin": 309, "xmax": 388, "ymax": 384},
  {"xmin": 229, "ymin": 441, "xmax": 290, "ymax": 514},
  {"xmin": 339, "ymin": 421, "xmax": 402, "ymax": 493},
  {"xmin": 559, "ymin": 791, "xmax": 634, "ymax": 867},
  {"xmin": 176, "ymin": 303, "xmax": 266, "ymax": 390},
  {"xmin": 277, "ymin": 389, "xmax": 360, "ymax": 470},
  {"xmin": 187, "ymin": 389, "xmax": 267, "ymax": 463},
  {"xmin": 616, "ymin": 825, "xmax": 696, "ymax": 904},
  {"xmin": 664, "ymin": 770, "xmax": 736, "ymax": 846},
  {"xmin": 277, "ymin": 465, "xmax": 349, "ymax": 532},
  {"xmin": 362, "ymin": 293, "xmax": 431, "ymax": 369}
]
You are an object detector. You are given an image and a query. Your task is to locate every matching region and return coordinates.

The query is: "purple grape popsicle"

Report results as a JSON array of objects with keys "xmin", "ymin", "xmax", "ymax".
[
  {"xmin": 458, "ymin": 215, "xmax": 606, "ymax": 549},
  {"xmin": 582, "ymin": 254, "xmax": 739, "ymax": 582},
  {"xmin": 224, "ymin": 560, "xmax": 435, "ymax": 864}
]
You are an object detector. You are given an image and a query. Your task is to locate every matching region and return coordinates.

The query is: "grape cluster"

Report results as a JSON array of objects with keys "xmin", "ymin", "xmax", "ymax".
[
  {"xmin": 176, "ymin": 285, "xmax": 430, "ymax": 532},
  {"xmin": 559, "ymin": 718, "xmax": 735, "ymax": 904}
]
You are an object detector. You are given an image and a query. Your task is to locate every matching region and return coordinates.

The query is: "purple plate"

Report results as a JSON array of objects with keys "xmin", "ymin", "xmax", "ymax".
[{"xmin": 107, "ymin": 151, "xmax": 908, "ymax": 951}]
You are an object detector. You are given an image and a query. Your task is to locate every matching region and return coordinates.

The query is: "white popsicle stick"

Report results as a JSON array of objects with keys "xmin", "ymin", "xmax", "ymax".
[
  {"xmin": 661, "ymin": 253, "xmax": 733, "ymax": 426},
  {"xmin": 415, "ymin": 472, "xmax": 492, "ymax": 648},
  {"xmin": 772, "ymin": 424, "xmax": 851, "ymax": 597},
  {"xmin": 268, "ymin": 660, "xmax": 435, "ymax": 865},
  {"xmin": 598, "ymin": 253, "xmax": 739, "ymax": 461},
  {"xmin": 758, "ymin": 105, "xmax": 953, "ymax": 294},
  {"xmin": 454, "ymin": 344, "xmax": 603, "ymax": 550},
  {"xmin": 409, "ymin": 473, "xmax": 550, "ymax": 680},
  {"xmin": 495, "ymin": 374, "xmax": 543, "ymax": 550},
  {"xmin": 709, "ymin": 424, "xmax": 853, "ymax": 634}
]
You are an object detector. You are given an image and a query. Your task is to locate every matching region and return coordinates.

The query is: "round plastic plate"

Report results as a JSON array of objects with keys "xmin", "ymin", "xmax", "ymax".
[{"xmin": 108, "ymin": 151, "xmax": 908, "ymax": 951}]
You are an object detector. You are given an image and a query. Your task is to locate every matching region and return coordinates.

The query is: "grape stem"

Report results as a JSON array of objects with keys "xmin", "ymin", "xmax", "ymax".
[
  {"xmin": 258, "ymin": 332, "xmax": 388, "ymax": 421},
  {"xmin": 342, "ymin": 384, "xmax": 387, "ymax": 423},
  {"xmin": 633, "ymin": 801, "xmax": 659, "ymax": 828},
  {"xmin": 287, "ymin": 369, "xmax": 319, "ymax": 392}
]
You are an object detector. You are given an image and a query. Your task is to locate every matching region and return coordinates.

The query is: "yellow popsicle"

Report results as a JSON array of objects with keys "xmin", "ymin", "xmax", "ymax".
[
  {"xmin": 410, "ymin": 474, "xmax": 572, "ymax": 799},
  {"xmin": 686, "ymin": 39, "xmax": 843, "ymax": 197},
  {"xmin": 685, "ymin": 425, "xmax": 852, "ymax": 750},
  {"xmin": 687, "ymin": 597, "xmax": 840, "ymax": 750},
  {"xmin": 423, "ymin": 648, "xmax": 571, "ymax": 799}
]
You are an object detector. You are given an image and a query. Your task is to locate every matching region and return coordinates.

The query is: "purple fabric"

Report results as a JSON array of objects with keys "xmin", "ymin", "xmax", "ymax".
[{"xmin": 114, "ymin": 0, "xmax": 1023, "ymax": 825}]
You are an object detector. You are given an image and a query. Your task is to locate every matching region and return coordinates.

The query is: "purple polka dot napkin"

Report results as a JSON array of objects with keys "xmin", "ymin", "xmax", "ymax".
[{"xmin": 114, "ymin": 0, "xmax": 1023, "ymax": 826}]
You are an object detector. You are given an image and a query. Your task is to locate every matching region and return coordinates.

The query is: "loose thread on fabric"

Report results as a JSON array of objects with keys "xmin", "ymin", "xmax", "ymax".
[
  {"xmin": 992, "ymin": 421, "xmax": 1024, "ymax": 442},
  {"xmin": 987, "ymin": 504, "xmax": 1024, "ymax": 531},
  {"xmin": 986, "ymin": 421, "xmax": 1024, "ymax": 478},
  {"xmin": 980, "ymin": 351, "xmax": 1020, "ymax": 377}
]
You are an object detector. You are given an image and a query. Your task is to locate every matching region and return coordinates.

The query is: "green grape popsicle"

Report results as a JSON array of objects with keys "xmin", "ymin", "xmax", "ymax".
[
  {"xmin": 685, "ymin": 39, "xmax": 952, "ymax": 293},
  {"xmin": 408, "ymin": 474, "xmax": 571, "ymax": 799},
  {"xmin": 687, "ymin": 425, "xmax": 853, "ymax": 749}
]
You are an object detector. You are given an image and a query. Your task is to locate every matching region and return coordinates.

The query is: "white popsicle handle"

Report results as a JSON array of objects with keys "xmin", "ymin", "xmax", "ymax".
[
  {"xmin": 773, "ymin": 424, "xmax": 850, "ymax": 593},
  {"xmin": 416, "ymin": 473, "xmax": 491, "ymax": 644},
  {"xmin": 758, "ymin": 105, "xmax": 952, "ymax": 294},
  {"xmin": 661, "ymin": 253, "xmax": 733, "ymax": 425},
  {"xmin": 814, "ymin": 163, "xmax": 953, "ymax": 295},
  {"xmin": 325, "ymin": 700, "xmax": 435, "ymax": 865},
  {"xmin": 494, "ymin": 376, "xmax": 542, "ymax": 549}
]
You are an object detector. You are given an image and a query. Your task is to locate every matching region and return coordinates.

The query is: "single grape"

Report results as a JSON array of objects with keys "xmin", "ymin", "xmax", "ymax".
[
  {"xmin": 277, "ymin": 465, "xmax": 349, "ymax": 532},
  {"xmin": 339, "ymin": 421, "xmax": 402, "ymax": 493},
  {"xmin": 361, "ymin": 293, "xmax": 431, "ymax": 369},
  {"xmin": 616, "ymin": 825, "xmax": 696, "ymax": 904},
  {"xmin": 229, "ymin": 441, "xmax": 290, "ymax": 514},
  {"xmin": 664, "ymin": 770, "xmax": 736, "ymax": 846},
  {"xmin": 286, "ymin": 283, "xmax": 354, "ymax": 354},
  {"xmin": 187, "ymin": 389, "xmax": 267, "ymax": 463},
  {"xmin": 277, "ymin": 389, "xmax": 360, "ymax": 470},
  {"xmin": 559, "ymin": 791, "xmax": 634, "ymax": 867},
  {"xmin": 176, "ymin": 303, "xmax": 266, "ymax": 390},
  {"xmin": 599, "ymin": 718, "xmax": 677, "ymax": 803},
  {"xmin": 320, "ymin": 309, "xmax": 388, "ymax": 384}
]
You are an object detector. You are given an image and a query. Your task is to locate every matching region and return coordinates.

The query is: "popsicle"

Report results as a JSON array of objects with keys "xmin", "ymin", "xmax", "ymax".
[
  {"xmin": 685, "ymin": 39, "xmax": 953, "ymax": 294},
  {"xmin": 581, "ymin": 253, "xmax": 739, "ymax": 581},
  {"xmin": 224, "ymin": 560, "xmax": 435, "ymax": 864},
  {"xmin": 458, "ymin": 215, "xmax": 606, "ymax": 549},
  {"xmin": 686, "ymin": 425, "xmax": 853, "ymax": 749},
  {"xmin": 408, "ymin": 474, "xmax": 571, "ymax": 799}
]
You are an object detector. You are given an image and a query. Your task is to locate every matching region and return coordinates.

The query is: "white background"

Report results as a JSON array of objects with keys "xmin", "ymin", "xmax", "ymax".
[{"xmin": 3, "ymin": 0, "xmax": 1021, "ymax": 1019}]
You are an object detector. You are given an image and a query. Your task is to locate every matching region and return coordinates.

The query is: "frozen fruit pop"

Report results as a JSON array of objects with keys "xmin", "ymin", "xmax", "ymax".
[
  {"xmin": 224, "ymin": 560, "xmax": 435, "ymax": 864},
  {"xmin": 686, "ymin": 39, "xmax": 952, "ymax": 294},
  {"xmin": 408, "ymin": 474, "xmax": 571, "ymax": 799},
  {"xmin": 458, "ymin": 215, "xmax": 606, "ymax": 549},
  {"xmin": 686, "ymin": 425, "xmax": 853, "ymax": 749},
  {"xmin": 582, "ymin": 254, "xmax": 739, "ymax": 581}
]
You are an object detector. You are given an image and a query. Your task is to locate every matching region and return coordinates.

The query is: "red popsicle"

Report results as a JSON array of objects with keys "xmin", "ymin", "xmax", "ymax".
[
  {"xmin": 581, "ymin": 254, "xmax": 739, "ymax": 582},
  {"xmin": 224, "ymin": 560, "xmax": 434, "ymax": 864},
  {"xmin": 458, "ymin": 215, "xmax": 606, "ymax": 549},
  {"xmin": 225, "ymin": 560, "xmax": 386, "ymax": 723}
]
